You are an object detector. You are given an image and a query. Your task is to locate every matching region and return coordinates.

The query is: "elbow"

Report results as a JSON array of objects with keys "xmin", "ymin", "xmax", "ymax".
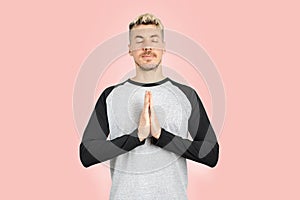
[
  {"xmin": 207, "ymin": 142, "xmax": 219, "ymax": 168},
  {"xmin": 80, "ymin": 159, "xmax": 91, "ymax": 168},
  {"xmin": 79, "ymin": 142, "xmax": 98, "ymax": 168},
  {"xmin": 198, "ymin": 142, "xmax": 219, "ymax": 168},
  {"xmin": 80, "ymin": 155, "xmax": 91, "ymax": 168}
]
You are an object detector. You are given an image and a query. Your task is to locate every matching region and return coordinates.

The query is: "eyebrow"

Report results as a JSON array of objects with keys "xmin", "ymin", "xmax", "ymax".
[
  {"xmin": 135, "ymin": 35, "xmax": 144, "ymax": 39},
  {"xmin": 150, "ymin": 34, "xmax": 160, "ymax": 38},
  {"xmin": 134, "ymin": 34, "xmax": 160, "ymax": 39}
]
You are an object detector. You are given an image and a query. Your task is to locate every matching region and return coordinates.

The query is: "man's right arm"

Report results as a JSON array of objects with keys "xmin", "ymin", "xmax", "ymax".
[{"xmin": 79, "ymin": 86, "xmax": 146, "ymax": 168}]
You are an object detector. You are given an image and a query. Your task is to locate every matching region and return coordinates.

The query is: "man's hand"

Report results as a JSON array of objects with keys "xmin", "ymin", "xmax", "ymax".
[
  {"xmin": 137, "ymin": 91, "xmax": 151, "ymax": 142},
  {"xmin": 149, "ymin": 91, "xmax": 161, "ymax": 139}
]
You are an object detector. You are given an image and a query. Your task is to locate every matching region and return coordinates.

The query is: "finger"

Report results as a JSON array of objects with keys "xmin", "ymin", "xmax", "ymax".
[
  {"xmin": 151, "ymin": 96, "xmax": 155, "ymax": 113},
  {"xmin": 144, "ymin": 91, "xmax": 149, "ymax": 109},
  {"xmin": 149, "ymin": 91, "xmax": 152, "ymax": 108},
  {"xmin": 149, "ymin": 91, "xmax": 152, "ymax": 115},
  {"xmin": 147, "ymin": 91, "xmax": 150, "ymax": 103},
  {"xmin": 148, "ymin": 92, "xmax": 152, "ymax": 116}
]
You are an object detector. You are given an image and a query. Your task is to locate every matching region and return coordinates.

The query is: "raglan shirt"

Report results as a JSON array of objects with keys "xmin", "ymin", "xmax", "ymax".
[{"xmin": 79, "ymin": 77, "xmax": 219, "ymax": 200}]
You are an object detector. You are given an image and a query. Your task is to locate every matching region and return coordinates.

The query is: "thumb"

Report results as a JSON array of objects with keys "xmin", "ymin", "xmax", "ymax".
[
  {"xmin": 149, "ymin": 91, "xmax": 153, "ymax": 109},
  {"xmin": 149, "ymin": 92, "xmax": 154, "ymax": 118},
  {"xmin": 149, "ymin": 92, "xmax": 156, "ymax": 119},
  {"xmin": 144, "ymin": 91, "xmax": 150, "ymax": 111}
]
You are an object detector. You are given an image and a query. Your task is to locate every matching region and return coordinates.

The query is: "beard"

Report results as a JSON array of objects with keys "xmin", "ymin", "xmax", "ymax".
[{"xmin": 135, "ymin": 57, "xmax": 162, "ymax": 71}]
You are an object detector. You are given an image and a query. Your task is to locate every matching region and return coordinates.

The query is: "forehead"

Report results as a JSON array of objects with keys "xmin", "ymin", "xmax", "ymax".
[{"xmin": 130, "ymin": 24, "xmax": 162, "ymax": 38}]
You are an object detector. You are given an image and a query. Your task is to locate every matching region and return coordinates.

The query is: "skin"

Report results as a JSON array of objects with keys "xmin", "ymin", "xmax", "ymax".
[
  {"xmin": 128, "ymin": 24, "xmax": 166, "ymax": 83},
  {"xmin": 128, "ymin": 24, "xmax": 164, "ymax": 141},
  {"xmin": 137, "ymin": 90, "xmax": 162, "ymax": 141}
]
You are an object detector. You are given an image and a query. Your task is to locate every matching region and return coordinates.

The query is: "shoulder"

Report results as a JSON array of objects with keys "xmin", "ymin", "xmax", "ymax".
[
  {"xmin": 101, "ymin": 85, "xmax": 116, "ymax": 97},
  {"xmin": 167, "ymin": 78, "xmax": 196, "ymax": 97},
  {"xmin": 95, "ymin": 84, "xmax": 118, "ymax": 108},
  {"xmin": 98, "ymin": 80, "xmax": 128, "ymax": 99}
]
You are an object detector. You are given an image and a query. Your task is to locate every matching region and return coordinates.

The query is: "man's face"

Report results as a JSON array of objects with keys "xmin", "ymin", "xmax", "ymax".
[{"xmin": 128, "ymin": 24, "xmax": 165, "ymax": 71}]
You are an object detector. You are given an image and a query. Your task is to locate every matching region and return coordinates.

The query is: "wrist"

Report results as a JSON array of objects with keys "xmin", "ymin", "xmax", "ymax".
[{"xmin": 152, "ymin": 128, "xmax": 161, "ymax": 139}]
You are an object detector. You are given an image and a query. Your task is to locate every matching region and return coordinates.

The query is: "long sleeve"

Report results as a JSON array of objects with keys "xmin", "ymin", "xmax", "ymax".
[
  {"xmin": 79, "ymin": 86, "xmax": 146, "ymax": 168},
  {"xmin": 150, "ymin": 89, "xmax": 219, "ymax": 167}
]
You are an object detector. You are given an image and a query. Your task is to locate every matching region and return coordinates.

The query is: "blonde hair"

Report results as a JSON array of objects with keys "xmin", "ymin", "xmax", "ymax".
[{"xmin": 129, "ymin": 13, "xmax": 164, "ymax": 41}]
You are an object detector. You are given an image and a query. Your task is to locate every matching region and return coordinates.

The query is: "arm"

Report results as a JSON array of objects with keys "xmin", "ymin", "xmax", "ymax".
[
  {"xmin": 79, "ymin": 86, "xmax": 145, "ymax": 168},
  {"xmin": 150, "ymin": 89, "xmax": 219, "ymax": 167}
]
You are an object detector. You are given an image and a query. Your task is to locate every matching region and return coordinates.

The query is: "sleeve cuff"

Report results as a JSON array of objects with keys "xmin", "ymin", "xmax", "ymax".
[
  {"xmin": 129, "ymin": 129, "xmax": 146, "ymax": 146},
  {"xmin": 150, "ymin": 128, "xmax": 175, "ymax": 147}
]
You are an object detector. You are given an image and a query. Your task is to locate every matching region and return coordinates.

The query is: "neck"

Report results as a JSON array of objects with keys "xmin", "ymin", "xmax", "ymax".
[{"xmin": 131, "ymin": 64, "xmax": 165, "ymax": 83}]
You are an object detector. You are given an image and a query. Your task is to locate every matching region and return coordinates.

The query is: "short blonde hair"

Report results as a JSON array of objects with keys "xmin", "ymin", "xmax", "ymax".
[{"xmin": 129, "ymin": 13, "xmax": 164, "ymax": 41}]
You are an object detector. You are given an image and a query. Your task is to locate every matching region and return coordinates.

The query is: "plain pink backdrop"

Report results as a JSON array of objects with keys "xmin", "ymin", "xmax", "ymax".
[{"xmin": 1, "ymin": 0, "xmax": 299, "ymax": 199}]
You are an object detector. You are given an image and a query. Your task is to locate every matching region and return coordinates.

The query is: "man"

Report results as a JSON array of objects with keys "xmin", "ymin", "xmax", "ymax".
[{"xmin": 79, "ymin": 13, "xmax": 219, "ymax": 200}]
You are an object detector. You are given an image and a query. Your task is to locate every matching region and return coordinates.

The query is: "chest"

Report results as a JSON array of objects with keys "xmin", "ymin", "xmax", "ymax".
[{"xmin": 107, "ymin": 86, "xmax": 191, "ymax": 138}]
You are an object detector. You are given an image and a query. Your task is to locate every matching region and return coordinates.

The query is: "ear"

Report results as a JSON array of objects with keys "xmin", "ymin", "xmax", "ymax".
[
  {"xmin": 128, "ymin": 44, "xmax": 133, "ymax": 56},
  {"xmin": 162, "ymin": 41, "xmax": 166, "ymax": 53}
]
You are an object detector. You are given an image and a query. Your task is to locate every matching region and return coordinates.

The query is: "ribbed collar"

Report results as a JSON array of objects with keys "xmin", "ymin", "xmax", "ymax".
[{"xmin": 127, "ymin": 77, "xmax": 170, "ymax": 87}]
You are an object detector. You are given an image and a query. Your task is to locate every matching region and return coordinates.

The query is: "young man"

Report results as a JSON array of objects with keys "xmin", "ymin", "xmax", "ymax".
[{"xmin": 80, "ymin": 13, "xmax": 219, "ymax": 200}]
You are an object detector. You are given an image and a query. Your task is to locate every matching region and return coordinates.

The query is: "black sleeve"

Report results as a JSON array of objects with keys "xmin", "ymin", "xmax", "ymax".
[
  {"xmin": 150, "ymin": 89, "xmax": 219, "ymax": 168},
  {"xmin": 79, "ymin": 86, "xmax": 146, "ymax": 168}
]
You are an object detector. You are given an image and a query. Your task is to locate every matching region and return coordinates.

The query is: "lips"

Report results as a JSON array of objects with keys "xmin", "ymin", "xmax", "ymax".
[{"xmin": 141, "ymin": 54, "xmax": 156, "ymax": 58}]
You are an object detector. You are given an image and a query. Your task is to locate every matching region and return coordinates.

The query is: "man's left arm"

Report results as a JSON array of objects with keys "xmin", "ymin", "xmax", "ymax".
[{"xmin": 150, "ymin": 89, "xmax": 219, "ymax": 168}]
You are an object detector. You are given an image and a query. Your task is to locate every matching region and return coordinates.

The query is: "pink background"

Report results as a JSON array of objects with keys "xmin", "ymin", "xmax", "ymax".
[{"xmin": 1, "ymin": 0, "xmax": 299, "ymax": 199}]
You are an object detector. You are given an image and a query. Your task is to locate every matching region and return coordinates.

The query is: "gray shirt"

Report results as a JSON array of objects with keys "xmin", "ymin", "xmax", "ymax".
[{"xmin": 80, "ymin": 77, "xmax": 219, "ymax": 200}]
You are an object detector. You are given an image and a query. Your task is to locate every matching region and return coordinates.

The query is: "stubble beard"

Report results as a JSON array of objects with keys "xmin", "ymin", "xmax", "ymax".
[{"xmin": 135, "ymin": 58, "xmax": 162, "ymax": 72}]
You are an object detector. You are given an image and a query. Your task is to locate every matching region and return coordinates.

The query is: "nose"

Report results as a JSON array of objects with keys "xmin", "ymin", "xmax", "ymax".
[
  {"xmin": 142, "ymin": 46, "xmax": 152, "ymax": 51},
  {"xmin": 142, "ymin": 40, "xmax": 153, "ymax": 51}
]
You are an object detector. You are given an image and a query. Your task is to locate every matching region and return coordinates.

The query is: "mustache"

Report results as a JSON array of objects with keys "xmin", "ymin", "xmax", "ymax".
[{"xmin": 141, "ymin": 51, "xmax": 156, "ymax": 57}]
